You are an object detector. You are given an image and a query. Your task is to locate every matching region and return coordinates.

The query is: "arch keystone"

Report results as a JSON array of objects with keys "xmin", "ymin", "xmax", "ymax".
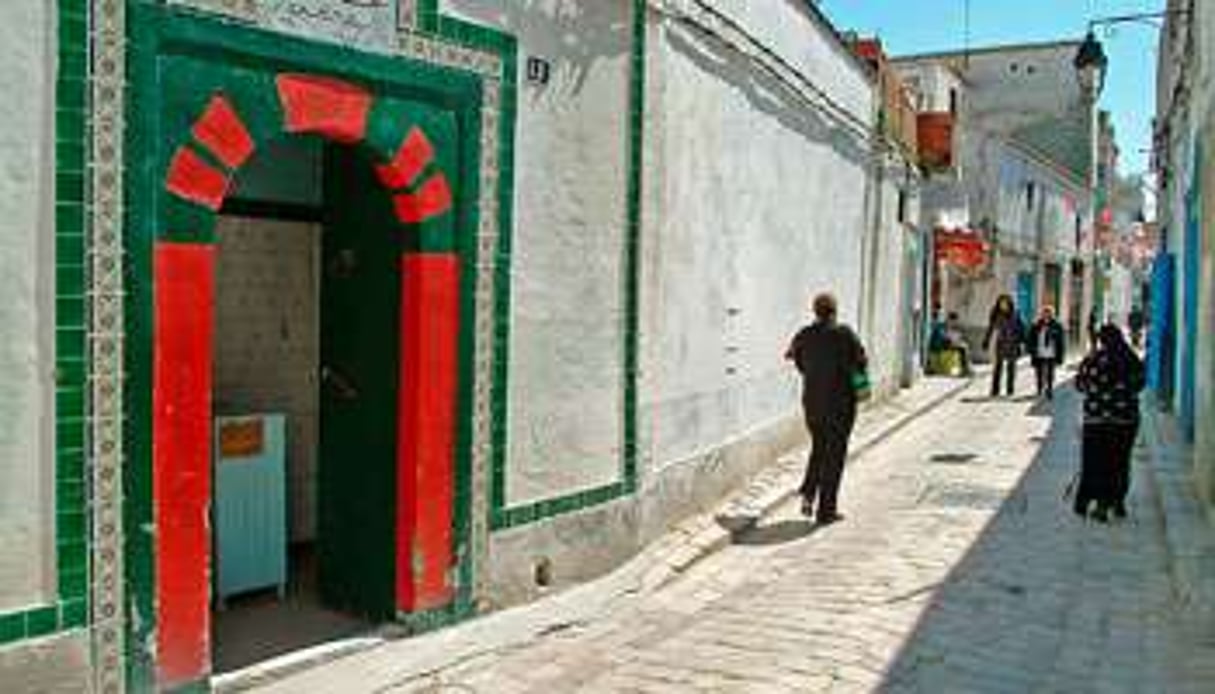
[{"xmin": 276, "ymin": 73, "xmax": 372, "ymax": 144}]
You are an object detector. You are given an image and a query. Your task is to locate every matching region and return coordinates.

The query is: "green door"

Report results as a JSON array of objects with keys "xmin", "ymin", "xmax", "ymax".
[{"xmin": 318, "ymin": 145, "xmax": 401, "ymax": 620}]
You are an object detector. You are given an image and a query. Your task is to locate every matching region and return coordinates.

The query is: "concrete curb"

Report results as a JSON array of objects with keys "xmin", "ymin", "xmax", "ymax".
[{"xmin": 1140, "ymin": 407, "xmax": 1215, "ymax": 621}]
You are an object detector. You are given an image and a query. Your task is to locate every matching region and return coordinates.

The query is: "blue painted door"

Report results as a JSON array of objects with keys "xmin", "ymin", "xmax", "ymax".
[
  {"xmin": 1016, "ymin": 271, "xmax": 1037, "ymax": 326},
  {"xmin": 1148, "ymin": 254, "xmax": 1175, "ymax": 399}
]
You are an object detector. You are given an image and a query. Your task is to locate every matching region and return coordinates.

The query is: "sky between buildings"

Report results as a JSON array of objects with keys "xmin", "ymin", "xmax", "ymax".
[{"xmin": 819, "ymin": 0, "xmax": 1166, "ymax": 176}]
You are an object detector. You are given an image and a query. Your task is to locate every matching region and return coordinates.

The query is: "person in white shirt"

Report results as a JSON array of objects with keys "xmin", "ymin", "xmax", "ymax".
[{"xmin": 1027, "ymin": 305, "xmax": 1066, "ymax": 400}]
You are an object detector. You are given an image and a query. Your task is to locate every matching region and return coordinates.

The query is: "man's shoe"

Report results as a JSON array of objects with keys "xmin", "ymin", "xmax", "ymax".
[
  {"xmin": 816, "ymin": 512, "xmax": 844, "ymax": 525},
  {"xmin": 800, "ymin": 497, "xmax": 814, "ymax": 518},
  {"xmin": 1112, "ymin": 501, "xmax": 1128, "ymax": 519},
  {"xmin": 1090, "ymin": 507, "xmax": 1109, "ymax": 524}
]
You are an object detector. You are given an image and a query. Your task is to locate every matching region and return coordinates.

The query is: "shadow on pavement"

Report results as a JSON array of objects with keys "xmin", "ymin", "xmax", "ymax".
[
  {"xmin": 730, "ymin": 519, "xmax": 818, "ymax": 546},
  {"xmin": 877, "ymin": 384, "xmax": 1178, "ymax": 692},
  {"xmin": 1024, "ymin": 377, "xmax": 1076, "ymax": 418}
]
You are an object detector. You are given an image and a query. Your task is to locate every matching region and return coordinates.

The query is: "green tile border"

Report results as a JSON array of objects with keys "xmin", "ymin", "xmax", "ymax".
[
  {"xmin": 0, "ymin": 0, "xmax": 92, "ymax": 649},
  {"xmin": 487, "ymin": 0, "xmax": 646, "ymax": 529}
]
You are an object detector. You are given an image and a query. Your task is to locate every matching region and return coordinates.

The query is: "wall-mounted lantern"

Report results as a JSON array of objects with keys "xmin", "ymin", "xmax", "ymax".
[{"xmin": 1073, "ymin": 31, "xmax": 1108, "ymax": 101}]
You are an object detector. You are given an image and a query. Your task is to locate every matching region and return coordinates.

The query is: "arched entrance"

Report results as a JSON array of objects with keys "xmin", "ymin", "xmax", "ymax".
[{"xmin": 126, "ymin": 17, "xmax": 484, "ymax": 686}]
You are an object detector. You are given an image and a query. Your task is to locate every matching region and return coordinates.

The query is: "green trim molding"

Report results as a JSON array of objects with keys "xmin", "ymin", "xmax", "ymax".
[
  {"xmin": 488, "ymin": 0, "xmax": 647, "ymax": 529},
  {"xmin": 0, "ymin": 0, "xmax": 92, "ymax": 649}
]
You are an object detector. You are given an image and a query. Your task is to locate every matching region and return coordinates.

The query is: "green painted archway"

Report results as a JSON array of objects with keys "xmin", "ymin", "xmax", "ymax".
[{"xmin": 124, "ymin": 8, "xmax": 489, "ymax": 688}]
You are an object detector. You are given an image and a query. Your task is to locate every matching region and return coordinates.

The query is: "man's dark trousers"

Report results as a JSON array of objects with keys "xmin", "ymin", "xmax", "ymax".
[
  {"xmin": 1035, "ymin": 360, "xmax": 1057, "ymax": 398},
  {"xmin": 800, "ymin": 411, "xmax": 856, "ymax": 519}
]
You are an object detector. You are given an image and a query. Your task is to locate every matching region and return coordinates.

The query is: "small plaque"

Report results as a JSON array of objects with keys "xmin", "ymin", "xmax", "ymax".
[
  {"xmin": 220, "ymin": 419, "xmax": 265, "ymax": 458},
  {"xmin": 526, "ymin": 57, "xmax": 552, "ymax": 85}
]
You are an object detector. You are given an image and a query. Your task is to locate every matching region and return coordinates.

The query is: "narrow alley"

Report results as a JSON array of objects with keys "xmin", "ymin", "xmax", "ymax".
[
  {"xmin": 255, "ymin": 371, "xmax": 1214, "ymax": 693},
  {"xmin": 7, "ymin": 2, "xmax": 1215, "ymax": 692}
]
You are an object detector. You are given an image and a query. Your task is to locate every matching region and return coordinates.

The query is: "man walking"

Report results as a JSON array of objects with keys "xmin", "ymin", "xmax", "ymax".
[
  {"xmin": 785, "ymin": 293, "xmax": 868, "ymax": 525},
  {"xmin": 1027, "ymin": 305, "xmax": 1066, "ymax": 400}
]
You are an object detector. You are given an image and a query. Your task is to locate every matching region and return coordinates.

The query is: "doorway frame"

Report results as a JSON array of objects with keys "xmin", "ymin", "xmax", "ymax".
[{"xmin": 122, "ymin": 5, "xmax": 503, "ymax": 688}]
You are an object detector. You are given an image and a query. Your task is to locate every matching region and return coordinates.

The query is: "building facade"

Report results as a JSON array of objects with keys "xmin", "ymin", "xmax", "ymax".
[
  {"xmin": 0, "ymin": 1, "xmax": 924, "ymax": 690},
  {"xmin": 895, "ymin": 41, "xmax": 1100, "ymax": 352},
  {"xmin": 1153, "ymin": 0, "xmax": 1214, "ymax": 503}
]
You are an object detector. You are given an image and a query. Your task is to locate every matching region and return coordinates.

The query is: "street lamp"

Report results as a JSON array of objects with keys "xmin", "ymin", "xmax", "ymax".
[
  {"xmin": 1073, "ymin": 31, "xmax": 1109, "ymax": 100},
  {"xmin": 1076, "ymin": 9, "xmax": 1193, "ymax": 100}
]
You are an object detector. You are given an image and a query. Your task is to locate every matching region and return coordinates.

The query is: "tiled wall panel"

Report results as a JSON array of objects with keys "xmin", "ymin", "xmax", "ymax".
[{"xmin": 214, "ymin": 216, "xmax": 321, "ymax": 542}]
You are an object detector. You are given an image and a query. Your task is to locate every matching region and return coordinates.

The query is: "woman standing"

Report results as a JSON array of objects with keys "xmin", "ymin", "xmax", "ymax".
[
  {"xmin": 1074, "ymin": 325, "xmax": 1146, "ymax": 522},
  {"xmin": 982, "ymin": 294, "xmax": 1025, "ymax": 398}
]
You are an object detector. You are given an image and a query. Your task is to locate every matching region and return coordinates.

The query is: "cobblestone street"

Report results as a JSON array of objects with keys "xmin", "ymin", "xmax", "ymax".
[{"xmin": 265, "ymin": 372, "xmax": 1214, "ymax": 693}]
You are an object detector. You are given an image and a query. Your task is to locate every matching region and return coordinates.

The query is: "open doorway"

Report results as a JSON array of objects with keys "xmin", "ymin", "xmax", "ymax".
[
  {"xmin": 131, "ymin": 43, "xmax": 478, "ymax": 686},
  {"xmin": 209, "ymin": 140, "xmax": 400, "ymax": 673}
]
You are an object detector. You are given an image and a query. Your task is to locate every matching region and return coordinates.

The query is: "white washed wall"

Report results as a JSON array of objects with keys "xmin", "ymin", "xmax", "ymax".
[
  {"xmin": 0, "ymin": 0, "xmax": 56, "ymax": 612},
  {"xmin": 867, "ymin": 174, "xmax": 910, "ymax": 395},
  {"xmin": 707, "ymin": 0, "xmax": 872, "ymax": 118},
  {"xmin": 639, "ymin": 1, "xmax": 875, "ymax": 470},
  {"xmin": 964, "ymin": 44, "xmax": 1084, "ymax": 132},
  {"xmin": 441, "ymin": 1, "xmax": 633, "ymax": 506}
]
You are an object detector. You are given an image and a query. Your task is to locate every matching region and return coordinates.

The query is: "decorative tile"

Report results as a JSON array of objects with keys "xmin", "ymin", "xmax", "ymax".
[{"xmin": 90, "ymin": 0, "xmax": 127, "ymax": 688}]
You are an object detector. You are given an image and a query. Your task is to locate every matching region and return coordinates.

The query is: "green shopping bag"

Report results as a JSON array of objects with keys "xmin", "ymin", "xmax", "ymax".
[{"xmin": 852, "ymin": 369, "xmax": 872, "ymax": 403}]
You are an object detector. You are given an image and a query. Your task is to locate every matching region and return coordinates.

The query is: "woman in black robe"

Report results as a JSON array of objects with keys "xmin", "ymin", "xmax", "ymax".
[{"xmin": 1074, "ymin": 325, "xmax": 1146, "ymax": 522}]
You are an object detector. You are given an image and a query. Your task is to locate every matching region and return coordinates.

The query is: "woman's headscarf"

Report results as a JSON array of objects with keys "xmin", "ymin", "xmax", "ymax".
[{"xmin": 1097, "ymin": 323, "xmax": 1139, "ymax": 378}]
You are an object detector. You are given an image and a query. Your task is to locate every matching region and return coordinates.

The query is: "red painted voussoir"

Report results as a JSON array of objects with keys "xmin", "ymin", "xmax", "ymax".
[
  {"xmin": 392, "ymin": 174, "xmax": 453, "ymax": 224},
  {"xmin": 191, "ymin": 95, "xmax": 256, "ymax": 170},
  {"xmin": 376, "ymin": 127, "xmax": 436, "ymax": 190},
  {"xmin": 276, "ymin": 73, "xmax": 372, "ymax": 144},
  {"xmin": 165, "ymin": 146, "xmax": 231, "ymax": 211}
]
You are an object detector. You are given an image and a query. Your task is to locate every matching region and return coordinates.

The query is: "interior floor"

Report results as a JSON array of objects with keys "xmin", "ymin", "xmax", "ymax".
[{"xmin": 211, "ymin": 544, "xmax": 371, "ymax": 674}]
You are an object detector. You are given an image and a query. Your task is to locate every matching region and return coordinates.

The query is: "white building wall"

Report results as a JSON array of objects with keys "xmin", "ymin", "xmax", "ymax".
[
  {"xmin": 963, "ymin": 44, "xmax": 1085, "ymax": 133},
  {"xmin": 639, "ymin": 0, "xmax": 874, "ymax": 471},
  {"xmin": 1193, "ymin": 0, "xmax": 1215, "ymax": 499},
  {"xmin": 867, "ymin": 173, "xmax": 911, "ymax": 395},
  {"xmin": 704, "ymin": 0, "xmax": 873, "ymax": 119},
  {"xmin": 428, "ymin": 2, "xmax": 903, "ymax": 607},
  {"xmin": 895, "ymin": 62, "xmax": 959, "ymax": 114},
  {"xmin": 0, "ymin": 0, "xmax": 57, "ymax": 612},
  {"xmin": 441, "ymin": 1, "xmax": 633, "ymax": 506}
]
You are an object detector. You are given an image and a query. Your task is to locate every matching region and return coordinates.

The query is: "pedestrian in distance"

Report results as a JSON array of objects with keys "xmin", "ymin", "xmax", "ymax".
[
  {"xmin": 1027, "ymin": 305, "xmax": 1066, "ymax": 400},
  {"xmin": 785, "ymin": 292, "xmax": 868, "ymax": 525},
  {"xmin": 1073, "ymin": 324, "xmax": 1146, "ymax": 523},
  {"xmin": 944, "ymin": 311, "xmax": 972, "ymax": 376},
  {"xmin": 1128, "ymin": 306, "xmax": 1146, "ymax": 351},
  {"xmin": 982, "ymin": 294, "xmax": 1025, "ymax": 398}
]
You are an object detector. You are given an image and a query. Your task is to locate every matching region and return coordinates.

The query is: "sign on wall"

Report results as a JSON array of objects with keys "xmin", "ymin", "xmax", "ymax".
[{"xmin": 174, "ymin": 1, "xmax": 402, "ymax": 51}]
